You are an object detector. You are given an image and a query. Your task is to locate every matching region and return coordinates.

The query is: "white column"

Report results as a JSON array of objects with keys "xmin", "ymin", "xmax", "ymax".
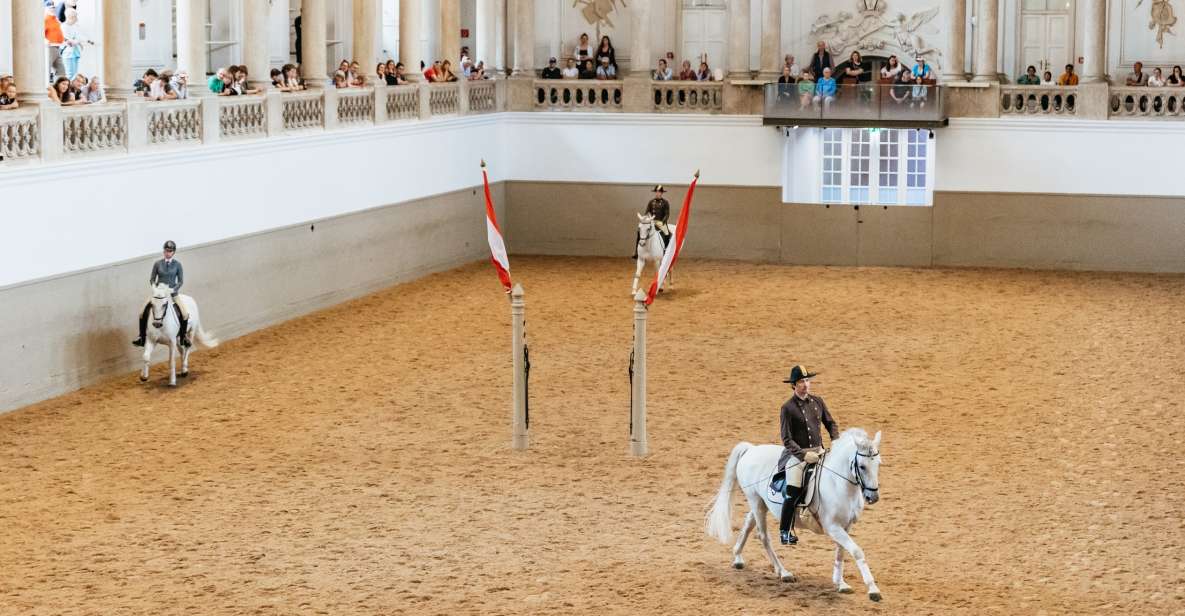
[
  {"xmin": 630, "ymin": 0, "xmax": 652, "ymax": 76},
  {"xmin": 399, "ymin": 0, "xmax": 423, "ymax": 81},
  {"xmin": 1082, "ymin": 0, "xmax": 1107, "ymax": 83},
  {"xmin": 440, "ymin": 0, "xmax": 461, "ymax": 64},
  {"xmin": 12, "ymin": 0, "xmax": 48, "ymax": 100},
  {"xmin": 760, "ymin": 0, "xmax": 782, "ymax": 78},
  {"xmin": 728, "ymin": 0, "xmax": 751, "ymax": 79},
  {"xmin": 972, "ymin": 0, "xmax": 999, "ymax": 82},
  {"xmin": 353, "ymin": 0, "xmax": 379, "ymax": 80},
  {"xmin": 495, "ymin": 0, "xmax": 508, "ymax": 74},
  {"xmin": 630, "ymin": 290, "xmax": 648, "ymax": 457},
  {"xmin": 302, "ymin": 0, "xmax": 329, "ymax": 87},
  {"xmin": 512, "ymin": 0, "xmax": 534, "ymax": 75},
  {"xmin": 242, "ymin": 0, "xmax": 270, "ymax": 89},
  {"xmin": 511, "ymin": 284, "xmax": 529, "ymax": 450},
  {"xmin": 103, "ymin": 0, "xmax": 132, "ymax": 98},
  {"xmin": 476, "ymin": 0, "xmax": 497, "ymax": 69},
  {"xmin": 177, "ymin": 0, "xmax": 210, "ymax": 95},
  {"xmin": 942, "ymin": 0, "xmax": 967, "ymax": 82}
]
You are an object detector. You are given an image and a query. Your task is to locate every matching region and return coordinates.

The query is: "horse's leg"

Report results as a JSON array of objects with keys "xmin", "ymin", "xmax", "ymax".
[
  {"xmin": 140, "ymin": 339, "xmax": 153, "ymax": 382},
  {"xmin": 833, "ymin": 543, "xmax": 853, "ymax": 593},
  {"xmin": 731, "ymin": 510, "xmax": 756, "ymax": 570},
  {"xmin": 167, "ymin": 342, "xmax": 177, "ymax": 387},
  {"xmin": 754, "ymin": 501, "xmax": 795, "ymax": 582},
  {"xmin": 181, "ymin": 343, "xmax": 190, "ymax": 378},
  {"xmin": 825, "ymin": 524, "xmax": 880, "ymax": 601}
]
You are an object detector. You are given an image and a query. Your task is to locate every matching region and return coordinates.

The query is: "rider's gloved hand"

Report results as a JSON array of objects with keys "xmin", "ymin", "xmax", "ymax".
[{"xmin": 804, "ymin": 451, "xmax": 820, "ymax": 464}]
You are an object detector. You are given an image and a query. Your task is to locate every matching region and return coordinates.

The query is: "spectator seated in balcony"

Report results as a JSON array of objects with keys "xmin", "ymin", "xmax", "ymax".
[
  {"xmin": 148, "ymin": 70, "xmax": 177, "ymax": 101},
  {"xmin": 654, "ymin": 58, "xmax": 673, "ymax": 81},
  {"xmin": 389, "ymin": 62, "xmax": 410, "ymax": 85},
  {"xmin": 208, "ymin": 68, "xmax": 228, "ymax": 94},
  {"xmin": 424, "ymin": 60, "xmax": 442, "ymax": 82},
  {"xmin": 696, "ymin": 61, "xmax": 713, "ymax": 81},
  {"xmin": 783, "ymin": 54, "xmax": 800, "ymax": 79},
  {"xmin": 562, "ymin": 58, "xmax": 579, "ymax": 79},
  {"xmin": 461, "ymin": 59, "xmax": 476, "ymax": 79},
  {"xmin": 890, "ymin": 68, "xmax": 912, "ymax": 104},
  {"xmin": 1126, "ymin": 62, "xmax": 1147, "ymax": 86},
  {"xmin": 813, "ymin": 67, "xmax": 837, "ymax": 108},
  {"xmin": 1169, "ymin": 65, "xmax": 1185, "ymax": 86},
  {"xmin": 541, "ymin": 57, "xmax": 563, "ymax": 79},
  {"xmin": 133, "ymin": 68, "xmax": 159, "ymax": 96},
  {"xmin": 0, "ymin": 82, "xmax": 18, "ymax": 110},
  {"xmin": 1041, "ymin": 70, "xmax": 1054, "ymax": 85},
  {"xmin": 797, "ymin": 69, "xmax": 815, "ymax": 109},
  {"xmin": 1017, "ymin": 65, "xmax": 1041, "ymax": 85},
  {"xmin": 271, "ymin": 68, "xmax": 287, "ymax": 90},
  {"xmin": 677, "ymin": 60, "xmax": 696, "ymax": 81},
  {"xmin": 0, "ymin": 74, "xmax": 11, "ymax": 94},
  {"xmin": 881, "ymin": 55, "xmax": 903, "ymax": 80},
  {"xmin": 48, "ymin": 75, "xmax": 83, "ymax": 105},
  {"xmin": 471, "ymin": 61, "xmax": 488, "ymax": 80},
  {"xmin": 383, "ymin": 60, "xmax": 398, "ymax": 85},
  {"xmin": 776, "ymin": 66, "xmax": 795, "ymax": 99},
  {"xmin": 596, "ymin": 56, "xmax": 617, "ymax": 80},
  {"xmin": 333, "ymin": 71, "xmax": 348, "ymax": 88},
  {"xmin": 438, "ymin": 60, "xmax": 459, "ymax": 82},
  {"xmin": 808, "ymin": 41, "xmax": 834, "ymax": 82},
  {"xmin": 596, "ymin": 36, "xmax": 618, "ymax": 72},
  {"xmin": 910, "ymin": 56, "xmax": 933, "ymax": 104},
  {"xmin": 1057, "ymin": 64, "xmax": 1079, "ymax": 86},
  {"xmin": 339, "ymin": 60, "xmax": 353, "ymax": 82},
  {"xmin": 170, "ymin": 71, "xmax": 190, "ymax": 99},
  {"xmin": 225, "ymin": 66, "xmax": 259, "ymax": 95},
  {"xmin": 836, "ymin": 50, "xmax": 871, "ymax": 87},
  {"xmin": 579, "ymin": 59, "xmax": 597, "ymax": 80},
  {"xmin": 279, "ymin": 65, "xmax": 303, "ymax": 91},
  {"xmin": 349, "ymin": 61, "xmax": 368, "ymax": 86},
  {"xmin": 1148, "ymin": 67, "xmax": 1166, "ymax": 87},
  {"xmin": 574, "ymin": 32, "xmax": 595, "ymax": 66}
]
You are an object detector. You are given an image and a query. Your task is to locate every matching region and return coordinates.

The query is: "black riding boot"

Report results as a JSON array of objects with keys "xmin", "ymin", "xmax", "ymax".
[
  {"xmin": 177, "ymin": 315, "xmax": 191, "ymax": 347},
  {"xmin": 132, "ymin": 304, "xmax": 150, "ymax": 346},
  {"xmin": 631, "ymin": 229, "xmax": 640, "ymax": 259},
  {"xmin": 780, "ymin": 485, "xmax": 804, "ymax": 545}
]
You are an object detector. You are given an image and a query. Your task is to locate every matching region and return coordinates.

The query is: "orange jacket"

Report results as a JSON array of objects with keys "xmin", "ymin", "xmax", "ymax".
[{"xmin": 45, "ymin": 14, "xmax": 65, "ymax": 45}]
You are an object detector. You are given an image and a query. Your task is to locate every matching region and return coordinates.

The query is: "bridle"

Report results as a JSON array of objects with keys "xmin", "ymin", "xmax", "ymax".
[
  {"xmin": 822, "ymin": 447, "xmax": 880, "ymax": 494},
  {"xmin": 149, "ymin": 294, "xmax": 171, "ymax": 327},
  {"xmin": 638, "ymin": 221, "xmax": 655, "ymax": 246}
]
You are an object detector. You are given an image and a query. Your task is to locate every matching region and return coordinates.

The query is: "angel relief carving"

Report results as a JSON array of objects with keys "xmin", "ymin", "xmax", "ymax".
[
  {"xmin": 574, "ymin": 0, "xmax": 628, "ymax": 31},
  {"xmin": 1136, "ymin": 0, "xmax": 1178, "ymax": 48},
  {"xmin": 809, "ymin": 0, "xmax": 943, "ymax": 67}
]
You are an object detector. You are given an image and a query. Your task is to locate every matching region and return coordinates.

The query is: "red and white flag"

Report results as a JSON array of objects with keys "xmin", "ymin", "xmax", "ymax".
[
  {"xmin": 646, "ymin": 171, "xmax": 700, "ymax": 306},
  {"xmin": 481, "ymin": 161, "xmax": 512, "ymax": 293}
]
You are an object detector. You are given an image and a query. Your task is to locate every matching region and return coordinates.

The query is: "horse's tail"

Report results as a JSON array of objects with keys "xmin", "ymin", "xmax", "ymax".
[
  {"xmin": 705, "ymin": 441, "xmax": 751, "ymax": 545},
  {"xmin": 194, "ymin": 322, "xmax": 220, "ymax": 349}
]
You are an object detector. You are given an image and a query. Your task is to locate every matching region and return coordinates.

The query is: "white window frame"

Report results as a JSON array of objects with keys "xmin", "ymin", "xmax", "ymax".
[{"xmin": 816, "ymin": 128, "xmax": 934, "ymax": 206}]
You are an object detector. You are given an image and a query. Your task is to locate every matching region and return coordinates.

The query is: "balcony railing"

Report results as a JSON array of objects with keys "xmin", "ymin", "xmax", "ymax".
[
  {"xmin": 1000, "ymin": 85, "xmax": 1078, "ymax": 116},
  {"xmin": 147, "ymin": 99, "xmax": 203, "ymax": 146},
  {"xmin": 534, "ymin": 80, "xmax": 624, "ymax": 111},
  {"xmin": 1109, "ymin": 87, "xmax": 1185, "ymax": 118},
  {"xmin": 652, "ymin": 81, "xmax": 723, "ymax": 113},
  {"xmin": 0, "ymin": 108, "xmax": 41, "ymax": 162},
  {"xmin": 763, "ymin": 82, "xmax": 946, "ymax": 128}
]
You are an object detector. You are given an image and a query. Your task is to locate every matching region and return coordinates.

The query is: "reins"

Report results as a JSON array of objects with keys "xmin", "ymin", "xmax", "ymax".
[{"xmin": 149, "ymin": 297, "xmax": 171, "ymax": 324}]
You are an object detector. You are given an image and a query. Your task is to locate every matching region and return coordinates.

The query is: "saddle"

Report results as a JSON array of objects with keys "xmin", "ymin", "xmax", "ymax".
[{"xmin": 767, "ymin": 453, "xmax": 825, "ymax": 508}]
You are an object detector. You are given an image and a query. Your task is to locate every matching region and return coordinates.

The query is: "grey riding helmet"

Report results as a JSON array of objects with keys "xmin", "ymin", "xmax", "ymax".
[{"xmin": 163, "ymin": 240, "xmax": 177, "ymax": 252}]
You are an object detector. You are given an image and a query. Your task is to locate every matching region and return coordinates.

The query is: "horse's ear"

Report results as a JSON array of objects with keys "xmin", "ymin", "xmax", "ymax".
[{"xmin": 873, "ymin": 430, "xmax": 882, "ymax": 448}]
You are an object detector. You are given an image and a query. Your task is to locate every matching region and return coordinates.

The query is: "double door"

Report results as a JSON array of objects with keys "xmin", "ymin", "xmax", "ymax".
[{"xmin": 1020, "ymin": 0, "xmax": 1073, "ymax": 77}]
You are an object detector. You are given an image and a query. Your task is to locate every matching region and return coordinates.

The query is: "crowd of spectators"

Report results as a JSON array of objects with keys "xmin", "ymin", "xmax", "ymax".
[
  {"xmin": 770, "ymin": 42, "xmax": 936, "ymax": 109},
  {"xmin": 1122, "ymin": 61, "xmax": 1185, "ymax": 87}
]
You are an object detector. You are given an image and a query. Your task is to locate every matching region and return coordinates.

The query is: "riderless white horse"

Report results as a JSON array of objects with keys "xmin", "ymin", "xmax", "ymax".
[
  {"xmin": 140, "ymin": 283, "xmax": 219, "ymax": 386},
  {"xmin": 705, "ymin": 428, "xmax": 884, "ymax": 601},
  {"xmin": 632, "ymin": 213, "xmax": 671, "ymax": 295}
]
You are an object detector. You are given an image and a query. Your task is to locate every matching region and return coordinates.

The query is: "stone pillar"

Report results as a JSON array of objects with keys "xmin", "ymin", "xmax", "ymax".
[
  {"xmin": 12, "ymin": 0, "xmax": 48, "ymax": 100},
  {"xmin": 728, "ymin": 0, "xmax": 751, "ymax": 79},
  {"xmin": 477, "ymin": 0, "xmax": 497, "ymax": 69},
  {"xmin": 353, "ymin": 0, "xmax": 379, "ymax": 80},
  {"xmin": 942, "ymin": 0, "xmax": 967, "ymax": 82},
  {"xmin": 1082, "ymin": 0, "xmax": 1107, "ymax": 83},
  {"xmin": 630, "ymin": 0, "xmax": 652, "ymax": 76},
  {"xmin": 760, "ymin": 0, "xmax": 782, "ymax": 78},
  {"xmin": 399, "ymin": 0, "xmax": 423, "ymax": 81},
  {"xmin": 512, "ymin": 0, "xmax": 534, "ymax": 76},
  {"xmin": 242, "ymin": 0, "xmax": 270, "ymax": 89},
  {"xmin": 103, "ymin": 0, "xmax": 133, "ymax": 98},
  {"xmin": 302, "ymin": 0, "xmax": 329, "ymax": 87},
  {"xmin": 495, "ymin": 0, "xmax": 508, "ymax": 74},
  {"xmin": 972, "ymin": 0, "xmax": 999, "ymax": 82},
  {"xmin": 177, "ymin": 0, "xmax": 210, "ymax": 95},
  {"xmin": 440, "ymin": 0, "xmax": 461, "ymax": 65}
]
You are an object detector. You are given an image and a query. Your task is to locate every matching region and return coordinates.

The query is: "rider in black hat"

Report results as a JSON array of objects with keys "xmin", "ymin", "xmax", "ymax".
[
  {"xmin": 132, "ymin": 240, "xmax": 191, "ymax": 348},
  {"xmin": 631, "ymin": 185, "xmax": 671, "ymax": 259},
  {"xmin": 773, "ymin": 364, "xmax": 840, "ymax": 545}
]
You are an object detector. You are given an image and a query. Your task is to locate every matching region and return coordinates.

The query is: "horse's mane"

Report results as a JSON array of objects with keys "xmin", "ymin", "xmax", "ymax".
[{"xmin": 836, "ymin": 427, "xmax": 872, "ymax": 451}]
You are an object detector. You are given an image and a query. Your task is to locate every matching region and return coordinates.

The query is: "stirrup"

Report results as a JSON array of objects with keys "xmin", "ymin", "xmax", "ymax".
[
  {"xmin": 131, "ymin": 337, "xmax": 145, "ymax": 347},
  {"xmin": 780, "ymin": 530, "xmax": 798, "ymax": 545},
  {"xmin": 179, "ymin": 336, "xmax": 192, "ymax": 348}
]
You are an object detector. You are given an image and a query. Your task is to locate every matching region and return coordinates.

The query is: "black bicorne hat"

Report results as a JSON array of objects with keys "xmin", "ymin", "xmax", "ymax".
[
  {"xmin": 783, "ymin": 364, "xmax": 819, "ymax": 384},
  {"xmin": 652, "ymin": 184, "xmax": 666, "ymax": 193}
]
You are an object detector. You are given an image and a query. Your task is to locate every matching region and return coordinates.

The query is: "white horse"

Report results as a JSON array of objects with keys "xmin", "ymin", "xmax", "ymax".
[
  {"xmin": 140, "ymin": 283, "xmax": 219, "ymax": 386},
  {"xmin": 632, "ymin": 213, "xmax": 671, "ymax": 295},
  {"xmin": 705, "ymin": 428, "xmax": 884, "ymax": 601}
]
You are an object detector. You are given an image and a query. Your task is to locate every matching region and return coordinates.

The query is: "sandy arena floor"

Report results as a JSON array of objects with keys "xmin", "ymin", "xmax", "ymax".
[{"xmin": 2, "ymin": 257, "xmax": 1184, "ymax": 615}]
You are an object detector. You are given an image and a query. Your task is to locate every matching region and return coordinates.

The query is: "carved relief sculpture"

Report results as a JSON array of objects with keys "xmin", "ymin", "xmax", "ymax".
[
  {"xmin": 575, "ymin": 0, "xmax": 628, "ymax": 33},
  {"xmin": 809, "ymin": 0, "xmax": 943, "ymax": 68},
  {"xmin": 1137, "ymin": 0, "xmax": 1178, "ymax": 48}
]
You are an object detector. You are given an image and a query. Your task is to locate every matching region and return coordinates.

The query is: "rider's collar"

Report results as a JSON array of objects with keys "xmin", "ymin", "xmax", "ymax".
[{"xmin": 794, "ymin": 392, "xmax": 810, "ymax": 402}]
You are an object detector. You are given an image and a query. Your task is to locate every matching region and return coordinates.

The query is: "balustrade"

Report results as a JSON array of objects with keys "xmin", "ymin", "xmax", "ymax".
[
  {"xmin": 147, "ymin": 100, "xmax": 203, "ymax": 146},
  {"xmin": 534, "ymin": 80, "xmax": 624, "ymax": 111},
  {"xmin": 429, "ymin": 83, "xmax": 461, "ymax": 116},
  {"xmin": 219, "ymin": 96, "xmax": 267, "ymax": 139},
  {"xmin": 338, "ymin": 87, "xmax": 376, "ymax": 125},
  {"xmin": 0, "ymin": 110, "xmax": 40, "ymax": 162},
  {"xmin": 999, "ymin": 86, "xmax": 1078, "ymax": 115},
  {"xmin": 387, "ymin": 85, "xmax": 420, "ymax": 120},
  {"xmin": 468, "ymin": 81, "xmax": 497, "ymax": 114},
  {"xmin": 62, "ymin": 104, "xmax": 127, "ymax": 156},
  {"xmin": 1109, "ymin": 87, "xmax": 1185, "ymax": 118},
  {"xmin": 283, "ymin": 91, "xmax": 325, "ymax": 131},
  {"xmin": 652, "ymin": 81, "xmax": 723, "ymax": 113}
]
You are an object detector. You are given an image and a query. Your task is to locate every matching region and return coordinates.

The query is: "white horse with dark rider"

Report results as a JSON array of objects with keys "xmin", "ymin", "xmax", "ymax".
[
  {"xmin": 705, "ymin": 428, "xmax": 884, "ymax": 601},
  {"xmin": 632, "ymin": 213, "xmax": 671, "ymax": 295},
  {"xmin": 140, "ymin": 283, "xmax": 219, "ymax": 386}
]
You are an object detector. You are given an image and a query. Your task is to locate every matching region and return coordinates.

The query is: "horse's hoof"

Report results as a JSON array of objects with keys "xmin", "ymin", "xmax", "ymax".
[
  {"xmin": 869, "ymin": 592, "xmax": 882, "ymax": 602},
  {"xmin": 139, "ymin": 375, "xmax": 148, "ymax": 382},
  {"xmin": 837, "ymin": 585, "xmax": 854, "ymax": 594},
  {"xmin": 780, "ymin": 573, "xmax": 796, "ymax": 583},
  {"xmin": 731, "ymin": 561, "xmax": 744, "ymax": 570},
  {"xmin": 179, "ymin": 371, "xmax": 189, "ymax": 378}
]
